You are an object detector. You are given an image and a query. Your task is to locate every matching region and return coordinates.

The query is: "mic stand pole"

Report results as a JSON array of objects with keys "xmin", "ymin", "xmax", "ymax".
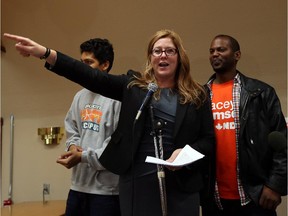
[{"xmin": 149, "ymin": 105, "xmax": 167, "ymax": 216}]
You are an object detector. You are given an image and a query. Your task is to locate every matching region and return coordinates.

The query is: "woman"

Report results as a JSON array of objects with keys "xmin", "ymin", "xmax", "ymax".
[{"xmin": 4, "ymin": 30, "xmax": 215, "ymax": 216}]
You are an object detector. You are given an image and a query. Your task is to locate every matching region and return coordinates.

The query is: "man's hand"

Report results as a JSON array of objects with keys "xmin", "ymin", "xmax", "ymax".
[
  {"xmin": 259, "ymin": 185, "xmax": 282, "ymax": 210},
  {"xmin": 56, "ymin": 145, "xmax": 83, "ymax": 169},
  {"xmin": 68, "ymin": 144, "xmax": 83, "ymax": 152}
]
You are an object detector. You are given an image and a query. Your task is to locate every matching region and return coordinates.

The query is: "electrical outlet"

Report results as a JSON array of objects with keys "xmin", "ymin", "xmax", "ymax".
[{"xmin": 43, "ymin": 183, "xmax": 50, "ymax": 195}]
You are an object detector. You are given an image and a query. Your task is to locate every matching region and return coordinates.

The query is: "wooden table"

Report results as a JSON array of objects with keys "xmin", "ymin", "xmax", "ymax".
[{"xmin": 1, "ymin": 200, "xmax": 65, "ymax": 216}]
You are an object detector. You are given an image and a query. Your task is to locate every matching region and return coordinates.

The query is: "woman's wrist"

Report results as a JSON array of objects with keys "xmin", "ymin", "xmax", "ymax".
[
  {"xmin": 40, "ymin": 47, "xmax": 51, "ymax": 60},
  {"xmin": 45, "ymin": 49, "xmax": 57, "ymax": 66}
]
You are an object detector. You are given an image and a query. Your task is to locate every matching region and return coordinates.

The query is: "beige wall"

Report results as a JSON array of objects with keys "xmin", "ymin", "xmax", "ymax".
[{"xmin": 1, "ymin": 0, "xmax": 287, "ymax": 215}]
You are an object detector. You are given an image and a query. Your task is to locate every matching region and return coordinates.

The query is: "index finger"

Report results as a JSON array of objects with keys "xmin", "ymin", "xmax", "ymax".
[{"xmin": 3, "ymin": 33, "xmax": 28, "ymax": 43}]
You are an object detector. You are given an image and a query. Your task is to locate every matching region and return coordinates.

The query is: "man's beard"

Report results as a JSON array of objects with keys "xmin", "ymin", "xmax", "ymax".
[
  {"xmin": 212, "ymin": 60, "xmax": 235, "ymax": 74},
  {"xmin": 213, "ymin": 66, "xmax": 227, "ymax": 74}
]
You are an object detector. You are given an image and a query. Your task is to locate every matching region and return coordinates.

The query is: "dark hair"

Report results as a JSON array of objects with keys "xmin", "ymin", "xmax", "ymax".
[
  {"xmin": 80, "ymin": 38, "xmax": 114, "ymax": 72},
  {"xmin": 214, "ymin": 34, "xmax": 240, "ymax": 52}
]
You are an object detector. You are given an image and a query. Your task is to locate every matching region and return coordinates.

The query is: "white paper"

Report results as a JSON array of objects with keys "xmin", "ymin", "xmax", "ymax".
[{"xmin": 145, "ymin": 145, "xmax": 205, "ymax": 167}]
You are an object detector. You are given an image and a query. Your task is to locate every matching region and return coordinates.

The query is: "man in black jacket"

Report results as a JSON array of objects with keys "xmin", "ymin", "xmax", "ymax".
[{"xmin": 202, "ymin": 34, "xmax": 287, "ymax": 216}]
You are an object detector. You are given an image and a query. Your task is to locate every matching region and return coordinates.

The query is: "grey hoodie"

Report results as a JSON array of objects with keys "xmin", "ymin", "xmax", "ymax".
[{"xmin": 65, "ymin": 88, "xmax": 121, "ymax": 195}]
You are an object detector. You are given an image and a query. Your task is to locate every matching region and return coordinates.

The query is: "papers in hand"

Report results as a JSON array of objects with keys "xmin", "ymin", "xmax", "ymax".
[{"xmin": 145, "ymin": 145, "xmax": 205, "ymax": 167}]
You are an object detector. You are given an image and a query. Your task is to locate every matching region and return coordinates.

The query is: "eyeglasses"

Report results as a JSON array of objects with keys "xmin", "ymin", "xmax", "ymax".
[{"xmin": 151, "ymin": 48, "xmax": 178, "ymax": 57}]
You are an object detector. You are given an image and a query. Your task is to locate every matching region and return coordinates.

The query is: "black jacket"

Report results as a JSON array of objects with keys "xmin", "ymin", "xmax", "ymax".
[
  {"xmin": 47, "ymin": 52, "xmax": 215, "ymax": 193},
  {"xmin": 204, "ymin": 71, "xmax": 287, "ymax": 205}
]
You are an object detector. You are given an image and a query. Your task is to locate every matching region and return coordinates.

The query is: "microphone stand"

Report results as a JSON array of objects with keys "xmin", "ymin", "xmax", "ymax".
[{"xmin": 149, "ymin": 105, "xmax": 167, "ymax": 216}]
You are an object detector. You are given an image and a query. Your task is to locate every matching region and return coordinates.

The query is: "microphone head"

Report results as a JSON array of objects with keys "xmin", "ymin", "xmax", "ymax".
[
  {"xmin": 148, "ymin": 83, "xmax": 158, "ymax": 92},
  {"xmin": 268, "ymin": 131, "xmax": 287, "ymax": 152}
]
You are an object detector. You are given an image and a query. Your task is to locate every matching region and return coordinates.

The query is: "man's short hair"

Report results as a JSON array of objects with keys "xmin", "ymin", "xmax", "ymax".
[{"xmin": 80, "ymin": 38, "xmax": 114, "ymax": 72}]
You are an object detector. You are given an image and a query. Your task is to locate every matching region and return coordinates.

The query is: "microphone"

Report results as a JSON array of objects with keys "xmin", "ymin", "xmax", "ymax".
[
  {"xmin": 268, "ymin": 131, "xmax": 287, "ymax": 152},
  {"xmin": 135, "ymin": 83, "xmax": 158, "ymax": 121}
]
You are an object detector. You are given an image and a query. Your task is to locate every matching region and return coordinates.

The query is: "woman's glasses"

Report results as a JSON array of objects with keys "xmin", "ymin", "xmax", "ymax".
[{"xmin": 151, "ymin": 48, "xmax": 178, "ymax": 57}]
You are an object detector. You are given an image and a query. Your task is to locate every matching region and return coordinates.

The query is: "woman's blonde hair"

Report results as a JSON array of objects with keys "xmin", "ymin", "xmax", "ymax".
[{"xmin": 129, "ymin": 29, "xmax": 207, "ymax": 107}]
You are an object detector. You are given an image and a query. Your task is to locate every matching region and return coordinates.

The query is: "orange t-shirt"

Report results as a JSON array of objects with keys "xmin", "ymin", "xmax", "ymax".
[{"xmin": 211, "ymin": 80, "xmax": 240, "ymax": 199}]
